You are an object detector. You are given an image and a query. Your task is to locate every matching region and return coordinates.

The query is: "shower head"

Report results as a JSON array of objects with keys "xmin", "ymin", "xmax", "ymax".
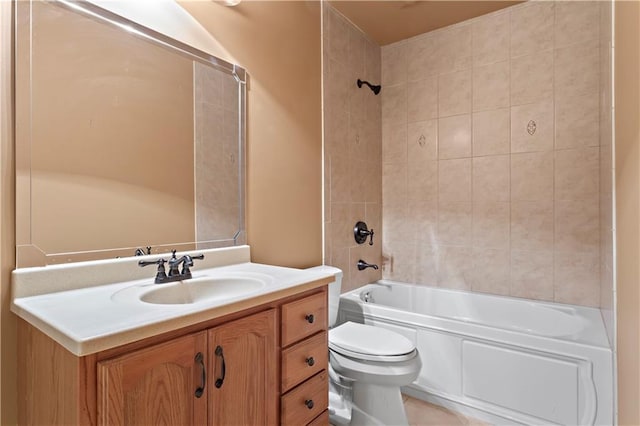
[{"xmin": 357, "ymin": 79, "xmax": 381, "ymax": 95}]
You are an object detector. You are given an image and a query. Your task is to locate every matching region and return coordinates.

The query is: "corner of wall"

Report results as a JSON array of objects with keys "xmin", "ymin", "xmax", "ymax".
[{"xmin": 1, "ymin": 1, "xmax": 17, "ymax": 423}]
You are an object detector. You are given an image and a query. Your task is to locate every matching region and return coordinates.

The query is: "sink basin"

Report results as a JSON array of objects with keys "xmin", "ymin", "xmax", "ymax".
[{"xmin": 139, "ymin": 276, "xmax": 266, "ymax": 305}]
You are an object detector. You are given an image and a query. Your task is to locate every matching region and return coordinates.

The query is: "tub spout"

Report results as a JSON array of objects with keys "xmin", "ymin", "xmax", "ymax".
[{"xmin": 357, "ymin": 259, "xmax": 379, "ymax": 271}]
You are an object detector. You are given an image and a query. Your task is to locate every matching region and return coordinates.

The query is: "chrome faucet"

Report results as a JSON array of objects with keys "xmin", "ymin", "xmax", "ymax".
[{"xmin": 139, "ymin": 250, "xmax": 205, "ymax": 284}]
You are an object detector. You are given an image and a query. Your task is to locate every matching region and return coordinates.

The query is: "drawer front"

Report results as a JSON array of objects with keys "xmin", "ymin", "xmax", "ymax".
[
  {"xmin": 282, "ymin": 331, "xmax": 328, "ymax": 392},
  {"xmin": 307, "ymin": 410, "xmax": 329, "ymax": 426},
  {"xmin": 281, "ymin": 371, "xmax": 328, "ymax": 426},
  {"xmin": 281, "ymin": 292, "xmax": 327, "ymax": 347}
]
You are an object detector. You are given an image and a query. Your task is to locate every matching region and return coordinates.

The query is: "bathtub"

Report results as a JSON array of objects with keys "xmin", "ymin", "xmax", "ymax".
[{"xmin": 338, "ymin": 281, "xmax": 613, "ymax": 426}]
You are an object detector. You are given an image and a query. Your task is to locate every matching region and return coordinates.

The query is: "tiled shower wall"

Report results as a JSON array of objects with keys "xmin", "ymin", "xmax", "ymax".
[
  {"xmin": 381, "ymin": 1, "xmax": 612, "ymax": 307},
  {"xmin": 323, "ymin": 3, "xmax": 382, "ymax": 292},
  {"xmin": 599, "ymin": 1, "xmax": 614, "ymax": 341}
]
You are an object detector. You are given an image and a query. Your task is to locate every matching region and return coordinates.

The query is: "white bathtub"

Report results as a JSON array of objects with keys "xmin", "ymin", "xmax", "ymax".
[{"xmin": 338, "ymin": 281, "xmax": 613, "ymax": 426}]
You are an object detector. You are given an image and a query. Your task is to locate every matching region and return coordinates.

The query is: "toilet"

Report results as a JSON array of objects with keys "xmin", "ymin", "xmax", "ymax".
[{"xmin": 307, "ymin": 266, "xmax": 421, "ymax": 426}]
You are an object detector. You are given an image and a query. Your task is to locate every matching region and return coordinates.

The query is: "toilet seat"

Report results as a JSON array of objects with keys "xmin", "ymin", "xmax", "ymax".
[{"xmin": 329, "ymin": 322, "xmax": 416, "ymax": 362}]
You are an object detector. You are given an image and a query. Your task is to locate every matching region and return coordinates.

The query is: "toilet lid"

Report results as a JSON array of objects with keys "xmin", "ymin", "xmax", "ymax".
[{"xmin": 329, "ymin": 322, "xmax": 415, "ymax": 358}]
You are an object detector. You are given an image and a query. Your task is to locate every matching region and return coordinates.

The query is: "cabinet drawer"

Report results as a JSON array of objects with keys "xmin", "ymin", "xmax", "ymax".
[
  {"xmin": 281, "ymin": 371, "xmax": 328, "ymax": 426},
  {"xmin": 281, "ymin": 292, "xmax": 327, "ymax": 347},
  {"xmin": 307, "ymin": 410, "xmax": 329, "ymax": 426},
  {"xmin": 282, "ymin": 331, "xmax": 327, "ymax": 392}
]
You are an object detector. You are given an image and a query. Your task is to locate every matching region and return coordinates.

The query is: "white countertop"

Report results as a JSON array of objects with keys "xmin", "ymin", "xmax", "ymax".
[{"xmin": 11, "ymin": 246, "xmax": 334, "ymax": 356}]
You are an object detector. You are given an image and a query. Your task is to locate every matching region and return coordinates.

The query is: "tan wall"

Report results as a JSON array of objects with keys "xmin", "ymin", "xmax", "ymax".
[
  {"xmin": 0, "ymin": 1, "xmax": 16, "ymax": 423},
  {"xmin": 179, "ymin": 1, "xmax": 322, "ymax": 268},
  {"xmin": 323, "ymin": 3, "xmax": 382, "ymax": 292},
  {"xmin": 380, "ymin": 2, "xmax": 607, "ymax": 307},
  {"xmin": 615, "ymin": 1, "xmax": 640, "ymax": 423}
]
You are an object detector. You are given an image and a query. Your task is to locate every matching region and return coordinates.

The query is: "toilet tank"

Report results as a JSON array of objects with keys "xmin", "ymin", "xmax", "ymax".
[{"xmin": 306, "ymin": 265, "xmax": 343, "ymax": 328}]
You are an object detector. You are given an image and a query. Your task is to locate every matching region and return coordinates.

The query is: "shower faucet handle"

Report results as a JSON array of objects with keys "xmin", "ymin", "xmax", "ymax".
[{"xmin": 354, "ymin": 221, "xmax": 375, "ymax": 246}]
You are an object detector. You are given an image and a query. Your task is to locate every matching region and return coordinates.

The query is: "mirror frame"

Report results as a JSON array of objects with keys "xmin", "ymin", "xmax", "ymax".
[{"xmin": 15, "ymin": 0, "xmax": 247, "ymax": 267}]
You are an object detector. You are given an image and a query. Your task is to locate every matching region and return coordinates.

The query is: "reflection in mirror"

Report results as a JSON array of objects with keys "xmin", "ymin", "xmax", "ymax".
[{"xmin": 16, "ymin": 1, "xmax": 246, "ymax": 267}]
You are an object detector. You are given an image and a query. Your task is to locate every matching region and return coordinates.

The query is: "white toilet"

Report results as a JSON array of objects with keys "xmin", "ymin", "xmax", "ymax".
[{"xmin": 307, "ymin": 266, "xmax": 421, "ymax": 426}]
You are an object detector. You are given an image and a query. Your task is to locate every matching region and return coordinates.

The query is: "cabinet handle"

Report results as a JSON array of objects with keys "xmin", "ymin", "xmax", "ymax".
[
  {"xmin": 194, "ymin": 352, "xmax": 205, "ymax": 398},
  {"xmin": 214, "ymin": 345, "xmax": 226, "ymax": 389},
  {"xmin": 305, "ymin": 314, "xmax": 315, "ymax": 324},
  {"xmin": 305, "ymin": 399, "xmax": 314, "ymax": 410},
  {"xmin": 306, "ymin": 357, "xmax": 315, "ymax": 367}
]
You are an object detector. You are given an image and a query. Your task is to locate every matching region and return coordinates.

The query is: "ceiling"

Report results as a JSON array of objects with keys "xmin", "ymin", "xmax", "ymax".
[{"xmin": 330, "ymin": 1, "xmax": 523, "ymax": 46}]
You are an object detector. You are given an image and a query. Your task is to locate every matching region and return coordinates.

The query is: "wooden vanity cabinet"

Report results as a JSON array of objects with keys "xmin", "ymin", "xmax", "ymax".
[
  {"xmin": 17, "ymin": 285, "xmax": 329, "ymax": 426},
  {"xmin": 97, "ymin": 310, "xmax": 277, "ymax": 426}
]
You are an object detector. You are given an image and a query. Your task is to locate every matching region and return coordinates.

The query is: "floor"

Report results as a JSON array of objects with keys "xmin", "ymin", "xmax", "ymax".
[{"xmin": 403, "ymin": 395, "xmax": 489, "ymax": 426}]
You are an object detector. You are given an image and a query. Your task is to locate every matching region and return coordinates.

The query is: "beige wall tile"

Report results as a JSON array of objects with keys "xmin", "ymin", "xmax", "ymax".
[
  {"xmin": 408, "ymin": 76, "xmax": 438, "ymax": 122},
  {"xmin": 382, "ymin": 122, "xmax": 407, "ymax": 164},
  {"xmin": 324, "ymin": 105, "xmax": 349, "ymax": 157},
  {"xmin": 511, "ymin": 151, "xmax": 554, "ymax": 201},
  {"xmin": 407, "ymin": 33, "xmax": 438, "ymax": 81},
  {"xmin": 410, "ymin": 198, "xmax": 438, "ymax": 244},
  {"xmin": 472, "ymin": 201, "xmax": 510, "ymax": 249},
  {"xmin": 473, "ymin": 11, "xmax": 510, "ymax": 67},
  {"xmin": 438, "ymin": 158, "xmax": 472, "ymax": 203},
  {"xmin": 555, "ymin": 199, "xmax": 599, "ymax": 253},
  {"xmin": 328, "ymin": 8, "xmax": 350, "ymax": 62},
  {"xmin": 438, "ymin": 114, "xmax": 471, "ymax": 159},
  {"xmin": 408, "ymin": 119, "xmax": 438, "ymax": 162},
  {"xmin": 332, "ymin": 247, "xmax": 351, "ymax": 291},
  {"xmin": 472, "ymin": 108, "xmax": 510, "ymax": 156},
  {"xmin": 473, "ymin": 60, "xmax": 510, "ymax": 112},
  {"xmin": 511, "ymin": 200, "xmax": 554, "ymax": 251},
  {"xmin": 365, "ymin": 202, "xmax": 382, "ymax": 245},
  {"xmin": 438, "ymin": 70, "xmax": 472, "ymax": 117},
  {"xmin": 555, "ymin": 92, "xmax": 599, "ymax": 149},
  {"xmin": 330, "ymin": 202, "xmax": 351, "ymax": 249},
  {"xmin": 438, "ymin": 246, "xmax": 473, "ymax": 290},
  {"xmin": 511, "ymin": 100, "xmax": 554, "ymax": 153},
  {"xmin": 415, "ymin": 244, "xmax": 439, "ymax": 285},
  {"xmin": 383, "ymin": 203, "xmax": 410, "ymax": 243},
  {"xmin": 382, "ymin": 83, "xmax": 408, "ymax": 125},
  {"xmin": 555, "ymin": 147, "xmax": 600, "ymax": 201},
  {"xmin": 350, "ymin": 159, "xmax": 368, "ymax": 202},
  {"xmin": 555, "ymin": 40, "xmax": 599, "ymax": 100},
  {"xmin": 473, "ymin": 155, "xmax": 510, "ymax": 203},
  {"xmin": 438, "ymin": 201, "xmax": 472, "ymax": 245},
  {"xmin": 348, "ymin": 26, "xmax": 366, "ymax": 76},
  {"xmin": 554, "ymin": 251, "xmax": 599, "ymax": 307},
  {"xmin": 381, "ymin": 41, "xmax": 407, "ymax": 86},
  {"xmin": 408, "ymin": 160, "xmax": 438, "ymax": 201},
  {"xmin": 327, "ymin": 58, "xmax": 350, "ymax": 113},
  {"xmin": 510, "ymin": 2, "xmax": 554, "ymax": 57},
  {"xmin": 330, "ymin": 155, "xmax": 351, "ymax": 202},
  {"xmin": 382, "ymin": 163, "xmax": 407, "ymax": 206},
  {"xmin": 471, "ymin": 248, "xmax": 510, "ymax": 295},
  {"xmin": 383, "ymin": 238, "xmax": 415, "ymax": 282},
  {"xmin": 511, "ymin": 50, "xmax": 553, "ymax": 106},
  {"xmin": 555, "ymin": 1, "xmax": 600, "ymax": 48},
  {"xmin": 435, "ymin": 24, "xmax": 472, "ymax": 74},
  {"xmin": 510, "ymin": 250, "xmax": 554, "ymax": 301}
]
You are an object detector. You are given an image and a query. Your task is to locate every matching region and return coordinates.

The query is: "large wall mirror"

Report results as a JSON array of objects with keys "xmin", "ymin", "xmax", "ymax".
[{"xmin": 16, "ymin": 0, "xmax": 246, "ymax": 267}]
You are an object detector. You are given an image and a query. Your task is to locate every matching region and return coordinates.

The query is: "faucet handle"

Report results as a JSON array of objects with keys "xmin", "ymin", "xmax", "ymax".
[
  {"xmin": 181, "ymin": 254, "xmax": 205, "ymax": 275},
  {"xmin": 138, "ymin": 258, "xmax": 168, "ymax": 282}
]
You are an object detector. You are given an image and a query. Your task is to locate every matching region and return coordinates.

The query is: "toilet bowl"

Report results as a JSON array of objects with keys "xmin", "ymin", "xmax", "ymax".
[{"xmin": 306, "ymin": 266, "xmax": 421, "ymax": 426}]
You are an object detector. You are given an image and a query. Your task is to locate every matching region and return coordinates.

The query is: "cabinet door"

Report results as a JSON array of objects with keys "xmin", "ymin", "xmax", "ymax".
[
  {"xmin": 97, "ymin": 332, "xmax": 208, "ymax": 426},
  {"xmin": 208, "ymin": 309, "xmax": 278, "ymax": 425}
]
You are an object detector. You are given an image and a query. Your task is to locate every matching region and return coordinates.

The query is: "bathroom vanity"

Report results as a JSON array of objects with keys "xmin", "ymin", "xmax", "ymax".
[{"xmin": 12, "ymin": 247, "xmax": 332, "ymax": 425}]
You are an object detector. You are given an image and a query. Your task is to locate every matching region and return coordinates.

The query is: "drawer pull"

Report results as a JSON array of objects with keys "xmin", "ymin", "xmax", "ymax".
[
  {"xmin": 305, "ymin": 314, "xmax": 315, "ymax": 324},
  {"xmin": 214, "ymin": 345, "xmax": 226, "ymax": 389},
  {"xmin": 305, "ymin": 399, "xmax": 315, "ymax": 410},
  {"xmin": 194, "ymin": 352, "xmax": 206, "ymax": 398},
  {"xmin": 306, "ymin": 357, "xmax": 315, "ymax": 366}
]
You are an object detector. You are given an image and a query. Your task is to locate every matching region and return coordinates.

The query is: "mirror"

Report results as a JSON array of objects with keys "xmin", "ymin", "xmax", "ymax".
[{"xmin": 16, "ymin": 1, "xmax": 246, "ymax": 267}]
